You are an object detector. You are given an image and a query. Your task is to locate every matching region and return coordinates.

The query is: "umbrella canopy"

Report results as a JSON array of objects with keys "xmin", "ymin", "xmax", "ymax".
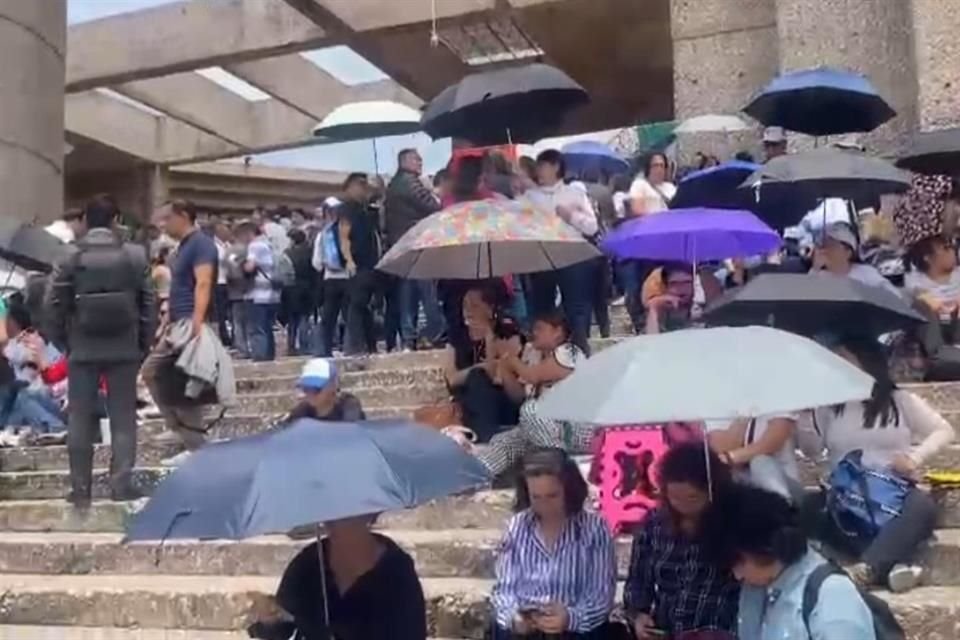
[
  {"xmin": 420, "ymin": 63, "xmax": 589, "ymax": 144},
  {"xmin": 562, "ymin": 140, "xmax": 630, "ymax": 177},
  {"xmin": 0, "ymin": 223, "xmax": 67, "ymax": 273},
  {"xmin": 704, "ymin": 273, "xmax": 924, "ymax": 336},
  {"xmin": 744, "ymin": 67, "xmax": 896, "ymax": 136},
  {"xmin": 674, "ymin": 114, "xmax": 750, "ymax": 134},
  {"xmin": 537, "ymin": 326, "xmax": 875, "ymax": 424},
  {"xmin": 377, "ymin": 199, "xmax": 600, "ymax": 279},
  {"xmin": 670, "ymin": 160, "xmax": 761, "ymax": 209},
  {"xmin": 125, "ymin": 419, "xmax": 491, "ymax": 542},
  {"xmin": 600, "ymin": 208, "xmax": 781, "ymax": 263},
  {"xmin": 741, "ymin": 147, "xmax": 911, "ymax": 202},
  {"xmin": 311, "ymin": 101, "xmax": 421, "ymax": 140},
  {"xmin": 895, "ymin": 127, "xmax": 960, "ymax": 175}
]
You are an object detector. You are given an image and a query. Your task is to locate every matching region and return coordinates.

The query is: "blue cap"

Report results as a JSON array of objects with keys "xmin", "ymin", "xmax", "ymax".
[{"xmin": 298, "ymin": 358, "xmax": 337, "ymax": 391}]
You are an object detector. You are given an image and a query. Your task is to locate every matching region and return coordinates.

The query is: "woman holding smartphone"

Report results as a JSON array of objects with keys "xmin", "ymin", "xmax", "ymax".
[{"xmin": 490, "ymin": 448, "xmax": 616, "ymax": 639}]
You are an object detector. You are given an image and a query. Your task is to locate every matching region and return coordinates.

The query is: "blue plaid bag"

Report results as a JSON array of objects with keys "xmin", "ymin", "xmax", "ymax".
[{"xmin": 826, "ymin": 449, "xmax": 913, "ymax": 540}]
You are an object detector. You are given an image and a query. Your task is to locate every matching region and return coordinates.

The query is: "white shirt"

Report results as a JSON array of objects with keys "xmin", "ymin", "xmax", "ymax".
[
  {"xmin": 245, "ymin": 236, "xmax": 280, "ymax": 305},
  {"xmin": 627, "ymin": 178, "xmax": 676, "ymax": 214},
  {"xmin": 215, "ymin": 238, "xmax": 228, "ymax": 285},
  {"xmin": 521, "ymin": 182, "xmax": 599, "ymax": 238},
  {"xmin": 905, "ymin": 269, "xmax": 960, "ymax": 309},
  {"xmin": 798, "ymin": 390, "xmax": 955, "ymax": 471}
]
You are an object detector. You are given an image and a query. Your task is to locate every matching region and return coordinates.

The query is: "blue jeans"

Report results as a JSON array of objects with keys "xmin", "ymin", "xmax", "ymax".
[
  {"xmin": 231, "ymin": 300, "xmax": 250, "ymax": 357},
  {"xmin": 6, "ymin": 388, "xmax": 65, "ymax": 432},
  {"xmin": 247, "ymin": 302, "xmax": 278, "ymax": 361},
  {"xmin": 399, "ymin": 279, "xmax": 444, "ymax": 347},
  {"xmin": 557, "ymin": 260, "xmax": 594, "ymax": 355},
  {"xmin": 615, "ymin": 259, "xmax": 644, "ymax": 333}
]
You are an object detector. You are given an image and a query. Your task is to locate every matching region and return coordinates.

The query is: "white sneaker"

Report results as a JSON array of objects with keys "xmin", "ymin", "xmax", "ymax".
[
  {"xmin": 887, "ymin": 563, "xmax": 923, "ymax": 593},
  {"xmin": 161, "ymin": 450, "xmax": 193, "ymax": 468}
]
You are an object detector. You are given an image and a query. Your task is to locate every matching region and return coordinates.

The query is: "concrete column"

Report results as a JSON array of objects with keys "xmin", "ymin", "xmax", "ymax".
[
  {"xmin": 669, "ymin": 0, "xmax": 779, "ymax": 161},
  {"xmin": 910, "ymin": 0, "xmax": 960, "ymax": 131},
  {"xmin": 774, "ymin": 0, "xmax": 916, "ymax": 149},
  {"xmin": 0, "ymin": 1, "xmax": 66, "ymax": 225}
]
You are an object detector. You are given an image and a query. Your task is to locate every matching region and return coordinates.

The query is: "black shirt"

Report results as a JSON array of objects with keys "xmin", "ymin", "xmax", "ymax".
[
  {"xmin": 339, "ymin": 201, "xmax": 379, "ymax": 271},
  {"xmin": 284, "ymin": 394, "xmax": 365, "ymax": 424},
  {"xmin": 275, "ymin": 535, "xmax": 427, "ymax": 640}
]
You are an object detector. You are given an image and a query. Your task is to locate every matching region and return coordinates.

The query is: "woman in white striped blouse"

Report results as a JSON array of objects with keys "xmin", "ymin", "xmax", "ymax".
[{"xmin": 490, "ymin": 448, "xmax": 617, "ymax": 639}]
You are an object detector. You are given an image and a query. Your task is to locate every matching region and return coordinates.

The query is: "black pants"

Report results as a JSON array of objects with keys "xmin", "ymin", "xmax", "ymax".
[
  {"xmin": 345, "ymin": 269, "xmax": 377, "ymax": 355},
  {"xmin": 321, "ymin": 278, "xmax": 349, "ymax": 357},
  {"xmin": 800, "ymin": 487, "xmax": 937, "ymax": 581},
  {"xmin": 591, "ymin": 257, "xmax": 611, "ymax": 339},
  {"xmin": 917, "ymin": 307, "xmax": 960, "ymax": 381},
  {"xmin": 453, "ymin": 368, "xmax": 520, "ymax": 443},
  {"xmin": 214, "ymin": 284, "xmax": 232, "ymax": 346},
  {"xmin": 67, "ymin": 360, "xmax": 139, "ymax": 497},
  {"xmin": 381, "ymin": 273, "xmax": 403, "ymax": 352}
]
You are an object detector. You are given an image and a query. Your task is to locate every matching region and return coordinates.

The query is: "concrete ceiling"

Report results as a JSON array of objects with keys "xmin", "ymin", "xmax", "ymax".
[{"xmin": 64, "ymin": 0, "xmax": 673, "ymax": 171}]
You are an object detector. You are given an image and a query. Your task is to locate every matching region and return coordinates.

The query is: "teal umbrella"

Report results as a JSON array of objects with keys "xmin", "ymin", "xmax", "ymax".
[{"xmin": 537, "ymin": 326, "xmax": 874, "ymax": 424}]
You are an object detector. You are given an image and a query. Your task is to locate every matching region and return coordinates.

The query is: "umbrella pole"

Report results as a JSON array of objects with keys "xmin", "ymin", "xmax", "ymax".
[
  {"xmin": 316, "ymin": 525, "xmax": 332, "ymax": 639},
  {"xmin": 692, "ymin": 243, "xmax": 714, "ymax": 502},
  {"xmin": 372, "ymin": 138, "xmax": 380, "ymax": 176}
]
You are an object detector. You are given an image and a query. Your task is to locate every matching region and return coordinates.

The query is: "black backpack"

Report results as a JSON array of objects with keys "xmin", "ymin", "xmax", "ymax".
[
  {"xmin": 802, "ymin": 563, "xmax": 905, "ymax": 640},
  {"xmin": 72, "ymin": 235, "xmax": 138, "ymax": 337}
]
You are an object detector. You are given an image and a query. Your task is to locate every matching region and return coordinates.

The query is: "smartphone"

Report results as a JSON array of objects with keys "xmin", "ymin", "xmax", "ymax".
[{"xmin": 517, "ymin": 605, "xmax": 543, "ymax": 617}]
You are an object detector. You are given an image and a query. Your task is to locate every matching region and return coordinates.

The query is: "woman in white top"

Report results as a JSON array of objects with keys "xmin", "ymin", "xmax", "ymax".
[
  {"xmin": 798, "ymin": 334, "xmax": 954, "ymax": 592},
  {"xmin": 627, "ymin": 152, "xmax": 676, "ymax": 216},
  {"xmin": 709, "ymin": 414, "xmax": 802, "ymax": 503}
]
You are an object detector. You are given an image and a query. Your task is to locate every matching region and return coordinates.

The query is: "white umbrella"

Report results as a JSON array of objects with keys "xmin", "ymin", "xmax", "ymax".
[
  {"xmin": 675, "ymin": 114, "xmax": 750, "ymax": 134},
  {"xmin": 311, "ymin": 101, "xmax": 423, "ymax": 175},
  {"xmin": 312, "ymin": 101, "xmax": 422, "ymax": 141},
  {"xmin": 537, "ymin": 326, "xmax": 874, "ymax": 424}
]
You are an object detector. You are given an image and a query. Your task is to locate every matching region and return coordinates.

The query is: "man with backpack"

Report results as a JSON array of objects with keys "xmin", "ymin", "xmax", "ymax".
[
  {"xmin": 46, "ymin": 195, "xmax": 156, "ymax": 508},
  {"xmin": 244, "ymin": 221, "xmax": 283, "ymax": 361},
  {"xmin": 312, "ymin": 197, "xmax": 349, "ymax": 357}
]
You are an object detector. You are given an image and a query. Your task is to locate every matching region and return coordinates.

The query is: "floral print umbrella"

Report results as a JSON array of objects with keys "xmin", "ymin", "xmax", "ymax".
[{"xmin": 376, "ymin": 199, "xmax": 600, "ymax": 279}]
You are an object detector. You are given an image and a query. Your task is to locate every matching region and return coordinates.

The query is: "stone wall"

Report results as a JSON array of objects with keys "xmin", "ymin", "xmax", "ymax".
[{"xmin": 910, "ymin": 0, "xmax": 960, "ymax": 130}]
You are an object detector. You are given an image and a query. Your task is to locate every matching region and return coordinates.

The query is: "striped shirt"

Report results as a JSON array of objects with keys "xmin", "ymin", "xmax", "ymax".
[{"xmin": 491, "ymin": 509, "xmax": 616, "ymax": 633}]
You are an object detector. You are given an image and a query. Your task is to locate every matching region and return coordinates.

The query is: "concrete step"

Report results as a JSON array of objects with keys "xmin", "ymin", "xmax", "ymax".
[
  {"xmin": 0, "ymin": 628, "xmax": 246, "ymax": 640},
  {"xmin": 236, "ymin": 365, "xmax": 445, "ymax": 393},
  {"xmin": 0, "ymin": 573, "xmax": 950, "ymax": 639},
  {"xmin": 2, "ymin": 529, "xmax": 960, "ymax": 586},
  {"xmin": 0, "ymin": 468, "xmax": 169, "ymax": 501},
  {"xmin": 225, "ymin": 384, "xmax": 447, "ymax": 414}
]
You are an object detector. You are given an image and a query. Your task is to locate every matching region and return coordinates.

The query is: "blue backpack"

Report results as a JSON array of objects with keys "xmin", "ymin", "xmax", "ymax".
[{"xmin": 320, "ymin": 223, "xmax": 344, "ymax": 271}]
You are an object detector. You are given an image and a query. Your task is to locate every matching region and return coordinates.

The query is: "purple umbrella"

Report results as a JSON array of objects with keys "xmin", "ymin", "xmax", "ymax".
[{"xmin": 600, "ymin": 208, "xmax": 782, "ymax": 263}]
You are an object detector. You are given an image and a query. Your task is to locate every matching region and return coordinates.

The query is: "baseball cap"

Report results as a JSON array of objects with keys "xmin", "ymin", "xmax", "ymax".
[
  {"xmin": 322, "ymin": 196, "xmax": 342, "ymax": 210},
  {"xmin": 821, "ymin": 222, "xmax": 859, "ymax": 252},
  {"xmin": 298, "ymin": 358, "xmax": 337, "ymax": 392},
  {"xmin": 762, "ymin": 127, "xmax": 787, "ymax": 144}
]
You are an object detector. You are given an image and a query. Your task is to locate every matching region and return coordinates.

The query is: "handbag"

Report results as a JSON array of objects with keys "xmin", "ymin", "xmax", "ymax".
[{"xmin": 825, "ymin": 450, "xmax": 914, "ymax": 540}]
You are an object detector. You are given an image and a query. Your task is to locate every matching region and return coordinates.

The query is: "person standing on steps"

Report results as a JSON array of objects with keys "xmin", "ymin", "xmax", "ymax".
[
  {"xmin": 142, "ymin": 200, "xmax": 218, "ymax": 466},
  {"xmin": 46, "ymin": 194, "xmax": 156, "ymax": 507}
]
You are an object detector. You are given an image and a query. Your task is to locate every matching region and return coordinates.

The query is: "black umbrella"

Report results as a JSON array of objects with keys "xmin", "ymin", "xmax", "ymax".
[
  {"xmin": 744, "ymin": 67, "xmax": 895, "ymax": 136},
  {"xmin": 895, "ymin": 127, "xmax": 960, "ymax": 175},
  {"xmin": 704, "ymin": 272, "xmax": 924, "ymax": 337},
  {"xmin": 741, "ymin": 148, "xmax": 911, "ymax": 204},
  {"xmin": 0, "ymin": 222, "xmax": 67, "ymax": 273},
  {"xmin": 420, "ymin": 63, "xmax": 589, "ymax": 144}
]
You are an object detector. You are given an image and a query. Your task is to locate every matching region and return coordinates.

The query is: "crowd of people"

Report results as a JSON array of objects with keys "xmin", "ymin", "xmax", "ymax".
[{"xmin": 5, "ymin": 119, "xmax": 960, "ymax": 639}]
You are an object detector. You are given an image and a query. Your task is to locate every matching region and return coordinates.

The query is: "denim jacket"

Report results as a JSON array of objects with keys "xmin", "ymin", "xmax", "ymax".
[{"xmin": 737, "ymin": 549, "xmax": 876, "ymax": 640}]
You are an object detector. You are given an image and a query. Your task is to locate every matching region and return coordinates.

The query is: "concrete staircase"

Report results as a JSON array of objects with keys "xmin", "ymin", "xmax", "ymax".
[{"xmin": 0, "ymin": 314, "xmax": 958, "ymax": 639}]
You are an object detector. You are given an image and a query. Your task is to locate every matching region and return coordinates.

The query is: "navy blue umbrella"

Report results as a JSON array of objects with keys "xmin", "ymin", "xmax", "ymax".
[
  {"xmin": 562, "ymin": 141, "xmax": 630, "ymax": 177},
  {"xmin": 670, "ymin": 160, "xmax": 761, "ymax": 209},
  {"xmin": 744, "ymin": 67, "xmax": 895, "ymax": 136},
  {"xmin": 125, "ymin": 419, "xmax": 491, "ymax": 541}
]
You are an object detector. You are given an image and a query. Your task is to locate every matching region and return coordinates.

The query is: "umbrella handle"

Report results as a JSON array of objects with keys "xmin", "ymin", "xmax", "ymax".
[{"xmin": 316, "ymin": 525, "xmax": 333, "ymax": 639}]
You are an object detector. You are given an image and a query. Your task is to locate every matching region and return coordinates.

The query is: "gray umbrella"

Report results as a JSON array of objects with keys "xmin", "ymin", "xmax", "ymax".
[
  {"xmin": 0, "ymin": 221, "xmax": 67, "ymax": 273},
  {"xmin": 895, "ymin": 127, "xmax": 960, "ymax": 176},
  {"xmin": 125, "ymin": 418, "xmax": 491, "ymax": 542},
  {"xmin": 741, "ymin": 147, "xmax": 911, "ymax": 202}
]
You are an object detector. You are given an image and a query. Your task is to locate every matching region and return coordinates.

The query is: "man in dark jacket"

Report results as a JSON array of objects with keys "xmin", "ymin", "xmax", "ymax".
[
  {"xmin": 46, "ymin": 195, "xmax": 156, "ymax": 507},
  {"xmin": 384, "ymin": 149, "xmax": 444, "ymax": 349}
]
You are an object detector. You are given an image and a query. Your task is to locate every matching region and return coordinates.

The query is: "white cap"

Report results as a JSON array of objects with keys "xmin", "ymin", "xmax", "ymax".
[
  {"xmin": 762, "ymin": 127, "xmax": 787, "ymax": 144},
  {"xmin": 298, "ymin": 358, "xmax": 337, "ymax": 392},
  {"xmin": 322, "ymin": 196, "xmax": 342, "ymax": 209}
]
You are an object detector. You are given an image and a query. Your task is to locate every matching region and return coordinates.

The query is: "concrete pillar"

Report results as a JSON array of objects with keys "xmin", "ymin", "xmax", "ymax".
[
  {"xmin": 909, "ymin": 0, "xmax": 960, "ymax": 131},
  {"xmin": 0, "ymin": 1, "xmax": 66, "ymax": 225},
  {"xmin": 669, "ymin": 0, "xmax": 779, "ymax": 162},
  {"xmin": 774, "ymin": 0, "xmax": 916, "ymax": 149}
]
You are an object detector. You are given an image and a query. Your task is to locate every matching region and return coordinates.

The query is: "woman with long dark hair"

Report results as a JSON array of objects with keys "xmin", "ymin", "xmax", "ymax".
[
  {"xmin": 798, "ymin": 334, "xmax": 954, "ymax": 592},
  {"xmin": 491, "ymin": 448, "xmax": 616, "ymax": 639},
  {"xmin": 627, "ymin": 152, "xmax": 675, "ymax": 216},
  {"xmin": 624, "ymin": 443, "xmax": 739, "ymax": 639}
]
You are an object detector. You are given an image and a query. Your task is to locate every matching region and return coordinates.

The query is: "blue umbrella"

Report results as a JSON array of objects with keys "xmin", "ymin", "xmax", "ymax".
[
  {"xmin": 744, "ymin": 67, "xmax": 895, "ymax": 136},
  {"xmin": 125, "ymin": 419, "xmax": 491, "ymax": 541},
  {"xmin": 670, "ymin": 160, "xmax": 761, "ymax": 209},
  {"xmin": 562, "ymin": 140, "xmax": 630, "ymax": 177}
]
